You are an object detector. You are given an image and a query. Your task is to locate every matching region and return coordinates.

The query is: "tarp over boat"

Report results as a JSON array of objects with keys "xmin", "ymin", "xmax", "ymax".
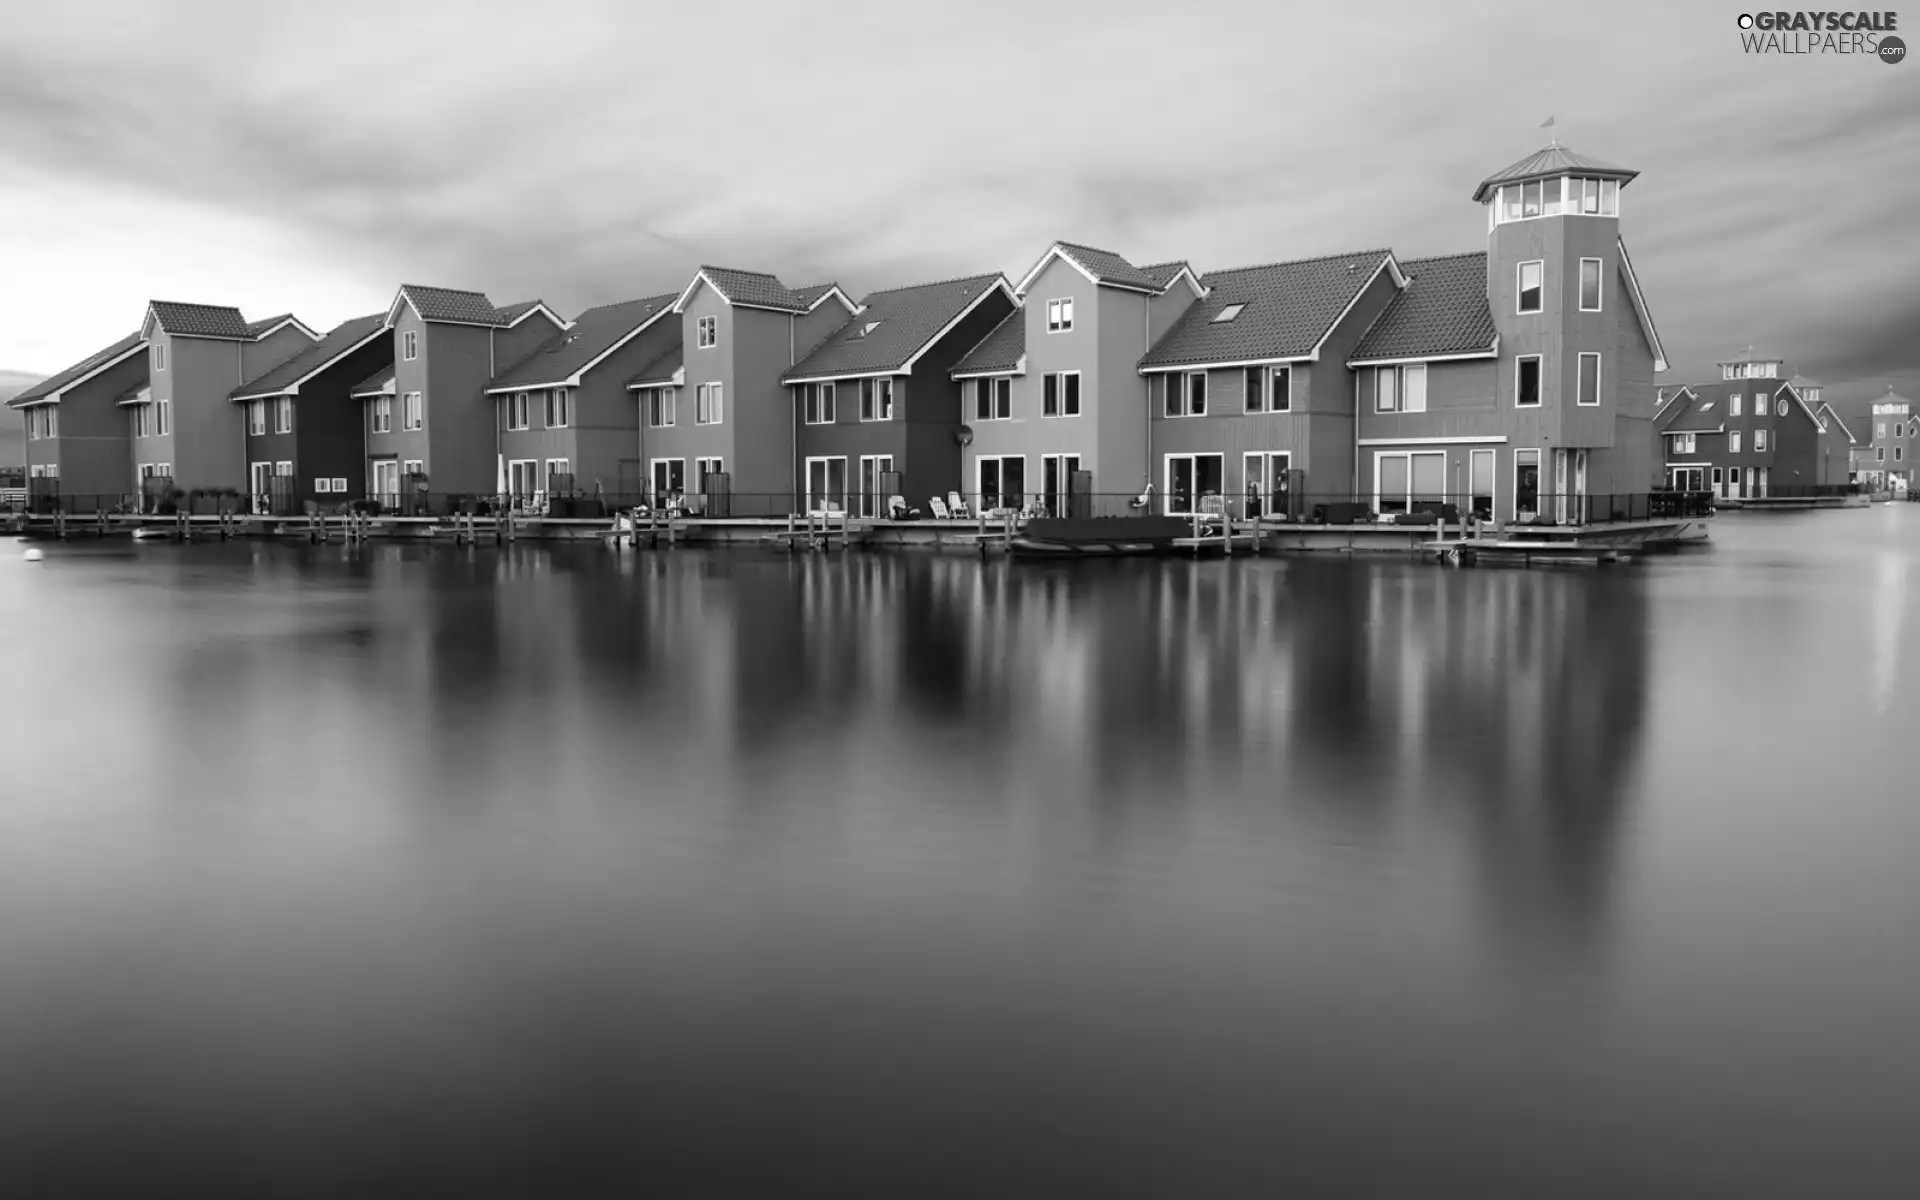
[{"xmin": 1020, "ymin": 516, "xmax": 1191, "ymax": 544}]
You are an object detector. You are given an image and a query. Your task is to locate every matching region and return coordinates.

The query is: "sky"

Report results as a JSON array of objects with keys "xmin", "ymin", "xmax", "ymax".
[{"xmin": 1, "ymin": 0, "xmax": 1916, "ymax": 417}]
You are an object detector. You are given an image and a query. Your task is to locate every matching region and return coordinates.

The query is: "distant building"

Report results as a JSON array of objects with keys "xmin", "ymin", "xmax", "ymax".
[
  {"xmin": 1857, "ymin": 387, "xmax": 1918, "ymax": 490},
  {"xmin": 1652, "ymin": 349, "xmax": 1852, "ymax": 501}
]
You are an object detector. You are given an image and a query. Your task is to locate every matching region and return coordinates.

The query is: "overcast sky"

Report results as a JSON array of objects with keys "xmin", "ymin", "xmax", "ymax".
[{"xmin": 2, "ymin": 0, "xmax": 1915, "ymax": 405}]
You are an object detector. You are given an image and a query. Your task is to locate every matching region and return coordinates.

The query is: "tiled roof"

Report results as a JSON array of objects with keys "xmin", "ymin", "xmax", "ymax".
[
  {"xmin": 493, "ymin": 300, "xmax": 551, "ymax": 325},
  {"xmin": 149, "ymin": 301, "xmax": 251, "ymax": 340},
  {"xmin": 1141, "ymin": 249, "xmax": 1395, "ymax": 370},
  {"xmin": 1137, "ymin": 261, "xmax": 1196, "ymax": 291},
  {"xmin": 245, "ymin": 313, "xmax": 294, "ymax": 336},
  {"xmin": 1664, "ymin": 395, "xmax": 1728, "ymax": 433},
  {"xmin": 1471, "ymin": 143, "xmax": 1638, "ymax": 202},
  {"xmin": 490, "ymin": 294, "xmax": 676, "ymax": 390},
  {"xmin": 349, "ymin": 367, "xmax": 396, "ymax": 398},
  {"xmin": 1053, "ymin": 242, "xmax": 1161, "ymax": 292},
  {"xmin": 950, "ymin": 309, "xmax": 1024, "ymax": 377},
  {"xmin": 627, "ymin": 340, "xmax": 684, "ymax": 388},
  {"xmin": 783, "ymin": 274, "xmax": 1006, "ymax": 382},
  {"xmin": 1348, "ymin": 251, "xmax": 1497, "ymax": 364},
  {"xmin": 7, "ymin": 330, "xmax": 144, "ymax": 406},
  {"xmin": 695, "ymin": 267, "xmax": 809, "ymax": 313},
  {"xmin": 397, "ymin": 284, "xmax": 504, "ymax": 326},
  {"xmin": 791, "ymin": 283, "xmax": 848, "ymax": 310},
  {"xmin": 231, "ymin": 313, "xmax": 387, "ymax": 400}
]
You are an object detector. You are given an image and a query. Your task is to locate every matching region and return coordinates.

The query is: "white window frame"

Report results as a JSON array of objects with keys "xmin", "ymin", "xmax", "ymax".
[
  {"xmin": 1242, "ymin": 450, "xmax": 1290, "ymax": 517},
  {"xmin": 1042, "ymin": 371, "xmax": 1081, "ymax": 418},
  {"xmin": 1516, "ymin": 260, "xmax": 1544, "ymax": 315},
  {"xmin": 316, "ymin": 477, "xmax": 333, "ymax": 494},
  {"xmin": 402, "ymin": 391, "xmax": 423, "ymax": 431},
  {"xmin": 647, "ymin": 387, "xmax": 676, "ymax": 428},
  {"xmin": 151, "ymin": 343, "xmax": 166, "ymax": 372},
  {"xmin": 857, "ymin": 453, "xmax": 894, "ymax": 518},
  {"xmin": 1213, "ymin": 304, "xmax": 1246, "ymax": 324},
  {"xmin": 1775, "ymin": 397, "xmax": 1790, "ymax": 418},
  {"xmin": 1166, "ymin": 371, "xmax": 1207, "ymax": 418},
  {"xmin": 275, "ymin": 459, "xmax": 294, "ymax": 479},
  {"xmin": 650, "ymin": 457, "xmax": 686, "ymax": 504},
  {"xmin": 546, "ymin": 458, "xmax": 570, "ymax": 489},
  {"xmin": 1755, "ymin": 428, "xmax": 1769, "ymax": 452},
  {"xmin": 1576, "ymin": 352, "xmax": 1601, "ymax": 407},
  {"xmin": 1468, "ymin": 447, "xmax": 1497, "ymax": 520},
  {"xmin": 1731, "ymin": 394, "xmax": 1743, "ymax": 417},
  {"xmin": 1730, "ymin": 430, "xmax": 1742, "ymax": 454},
  {"xmin": 1513, "ymin": 447, "xmax": 1541, "ymax": 520},
  {"xmin": 1371, "ymin": 450, "xmax": 1447, "ymax": 515},
  {"xmin": 156, "ymin": 399, "xmax": 170, "ymax": 436},
  {"xmin": 804, "ymin": 455, "xmax": 848, "ymax": 515},
  {"xmin": 545, "ymin": 387, "xmax": 570, "ymax": 429},
  {"xmin": 973, "ymin": 377, "xmax": 1011, "ymax": 421},
  {"xmin": 1045, "ymin": 298, "xmax": 1073, "ymax": 333},
  {"xmin": 860, "ymin": 377, "xmax": 894, "ymax": 422},
  {"xmin": 694, "ymin": 456, "xmax": 724, "ymax": 493},
  {"xmin": 696, "ymin": 382, "xmax": 723, "ymax": 425},
  {"xmin": 1672, "ymin": 432, "xmax": 1697, "ymax": 454},
  {"xmin": 1578, "ymin": 257, "xmax": 1603, "ymax": 312},
  {"xmin": 133, "ymin": 405, "xmax": 149, "ymax": 438},
  {"xmin": 696, "ymin": 315, "xmax": 717, "ymax": 349},
  {"xmin": 1163, "ymin": 452, "xmax": 1226, "ymax": 516},
  {"xmin": 372, "ymin": 396, "xmax": 393, "ymax": 434},
  {"xmin": 1040, "ymin": 452, "xmax": 1083, "ymax": 517},
  {"xmin": 507, "ymin": 458, "xmax": 540, "ymax": 503},
  {"xmin": 1267, "ymin": 365, "xmax": 1294, "ymax": 413},
  {"xmin": 402, "ymin": 330, "xmax": 418, "ymax": 361},
  {"xmin": 1375, "ymin": 363, "xmax": 1427, "ymax": 414},
  {"xmin": 274, "ymin": 396, "xmax": 293, "ymax": 434},
  {"xmin": 1514, "ymin": 354, "xmax": 1543, "ymax": 408},
  {"xmin": 803, "ymin": 382, "xmax": 836, "ymax": 425},
  {"xmin": 505, "ymin": 392, "xmax": 529, "ymax": 431},
  {"xmin": 975, "ymin": 454, "xmax": 1027, "ymax": 514},
  {"xmin": 248, "ymin": 400, "xmax": 267, "ymax": 436}
]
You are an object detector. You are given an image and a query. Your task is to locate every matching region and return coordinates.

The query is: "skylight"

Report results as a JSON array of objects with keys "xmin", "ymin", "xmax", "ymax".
[
  {"xmin": 1212, "ymin": 304, "xmax": 1246, "ymax": 323},
  {"xmin": 851, "ymin": 321, "xmax": 882, "ymax": 339}
]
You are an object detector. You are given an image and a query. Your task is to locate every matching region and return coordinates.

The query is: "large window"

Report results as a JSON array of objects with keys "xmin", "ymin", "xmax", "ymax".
[
  {"xmin": 647, "ymin": 388, "xmax": 676, "ymax": 427},
  {"xmin": 859, "ymin": 378, "xmax": 894, "ymax": 422},
  {"xmin": 545, "ymin": 388, "xmax": 569, "ymax": 429},
  {"xmin": 696, "ymin": 383, "xmax": 723, "ymax": 425},
  {"xmin": 1517, "ymin": 261, "xmax": 1543, "ymax": 314},
  {"xmin": 858, "ymin": 454, "xmax": 894, "ymax": 518},
  {"xmin": 977, "ymin": 455, "xmax": 1026, "ymax": 513},
  {"xmin": 1494, "ymin": 176, "xmax": 1619, "ymax": 224},
  {"xmin": 403, "ymin": 391, "xmax": 423, "ymax": 431},
  {"xmin": 1374, "ymin": 363, "xmax": 1427, "ymax": 413},
  {"xmin": 402, "ymin": 330, "xmax": 418, "ymax": 361},
  {"xmin": 1514, "ymin": 449, "xmax": 1541, "ymax": 519},
  {"xmin": 1577, "ymin": 353, "xmax": 1601, "ymax": 406},
  {"xmin": 695, "ymin": 457, "xmax": 723, "ymax": 493},
  {"xmin": 1246, "ymin": 365, "xmax": 1291, "ymax": 413},
  {"xmin": 1244, "ymin": 451, "xmax": 1290, "ymax": 519},
  {"xmin": 1515, "ymin": 355, "xmax": 1542, "ymax": 408},
  {"xmin": 803, "ymin": 382, "xmax": 836, "ymax": 425},
  {"xmin": 1042, "ymin": 372, "xmax": 1080, "ymax": 417},
  {"xmin": 1469, "ymin": 448, "xmax": 1496, "ymax": 520},
  {"xmin": 1374, "ymin": 451, "xmax": 1445, "ymax": 515},
  {"xmin": 1579, "ymin": 258, "xmax": 1603, "ymax": 311},
  {"xmin": 1166, "ymin": 372, "xmax": 1207, "ymax": 417},
  {"xmin": 1672, "ymin": 432, "xmax": 1697, "ymax": 454},
  {"xmin": 650, "ymin": 458, "xmax": 686, "ymax": 506},
  {"xmin": 1164, "ymin": 452, "xmax": 1224, "ymax": 516},
  {"xmin": 1041, "ymin": 453, "xmax": 1082, "ymax": 518},
  {"xmin": 248, "ymin": 400, "xmax": 267, "ymax": 436},
  {"xmin": 507, "ymin": 459, "xmax": 539, "ymax": 501},
  {"xmin": 805, "ymin": 455, "xmax": 847, "ymax": 514},
  {"xmin": 157, "ymin": 399, "xmax": 170, "ymax": 436},
  {"xmin": 1755, "ymin": 429, "xmax": 1769, "ymax": 452},
  {"xmin": 972, "ymin": 377, "xmax": 1011, "ymax": 421}
]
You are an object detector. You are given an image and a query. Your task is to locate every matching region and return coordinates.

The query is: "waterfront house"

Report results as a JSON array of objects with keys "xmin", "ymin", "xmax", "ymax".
[
  {"xmin": 228, "ymin": 314, "xmax": 395, "ymax": 512},
  {"xmin": 8, "ymin": 330, "xmax": 147, "ymax": 508},
  {"xmin": 371, "ymin": 285, "xmax": 566, "ymax": 508},
  {"xmin": 136, "ymin": 304, "xmax": 319, "ymax": 496},
  {"xmin": 1140, "ymin": 249, "xmax": 1406, "ymax": 518},
  {"xmin": 629, "ymin": 268, "xmax": 855, "ymax": 514},
  {"xmin": 949, "ymin": 242, "xmax": 1204, "ymax": 515},
  {"xmin": 1653, "ymin": 351, "xmax": 1853, "ymax": 501},
  {"xmin": 485, "ymin": 294, "xmax": 680, "ymax": 510},
  {"xmin": 1348, "ymin": 145, "xmax": 1668, "ymax": 524},
  {"xmin": 1859, "ymin": 387, "xmax": 1918, "ymax": 491},
  {"xmin": 783, "ymin": 273, "xmax": 1017, "ymax": 516}
]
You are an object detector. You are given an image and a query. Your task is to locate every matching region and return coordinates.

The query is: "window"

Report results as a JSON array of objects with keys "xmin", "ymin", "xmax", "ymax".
[
  {"xmin": 974, "ymin": 377, "xmax": 1011, "ymax": 421},
  {"xmin": 694, "ymin": 456, "xmax": 724, "ymax": 489},
  {"xmin": 860, "ymin": 377, "xmax": 894, "ymax": 422},
  {"xmin": 1213, "ymin": 304, "xmax": 1245, "ymax": 323},
  {"xmin": 1374, "ymin": 451, "xmax": 1446, "ymax": 515},
  {"xmin": 1899, "ymin": 423, "xmax": 1907, "ymax": 439},
  {"xmin": 805, "ymin": 456, "xmax": 847, "ymax": 513},
  {"xmin": 403, "ymin": 391, "xmax": 423, "ymax": 431},
  {"xmin": 1042, "ymin": 372, "xmax": 1080, "ymax": 417},
  {"xmin": 546, "ymin": 458, "xmax": 570, "ymax": 490},
  {"xmin": 1375, "ymin": 363, "xmax": 1427, "ymax": 413},
  {"xmin": 505, "ymin": 392, "xmax": 529, "ymax": 430},
  {"xmin": 1730, "ymin": 430, "xmax": 1742, "ymax": 453},
  {"xmin": 1877, "ymin": 447, "xmax": 1886, "ymax": 462},
  {"xmin": 330, "ymin": 477, "xmax": 345, "ymax": 492},
  {"xmin": 1041, "ymin": 453, "xmax": 1082, "ymax": 517},
  {"xmin": 1269, "ymin": 366, "xmax": 1292, "ymax": 412},
  {"xmin": 276, "ymin": 460, "xmax": 294, "ymax": 479},
  {"xmin": 1046, "ymin": 298, "xmax": 1073, "ymax": 333},
  {"xmin": 133, "ymin": 406, "xmax": 149, "ymax": 438},
  {"xmin": 1469, "ymin": 448, "xmax": 1496, "ymax": 520},
  {"xmin": 1579, "ymin": 258, "xmax": 1602, "ymax": 311},
  {"xmin": 1244, "ymin": 367, "xmax": 1265, "ymax": 413},
  {"xmin": 1522, "ymin": 180, "xmax": 1542, "ymax": 218},
  {"xmin": 1517, "ymin": 261, "xmax": 1543, "ymax": 314},
  {"xmin": 647, "ymin": 388, "xmax": 676, "ymax": 427},
  {"xmin": 696, "ymin": 316, "xmax": 717, "ymax": 349},
  {"xmin": 545, "ymin": 387, "xmax": 569, "ymax": 428},
  {"xmin": 316, "ymin": 478, "xmax": 333, "ymax": 494},
  {"xmin": 249, "ymin": 400, "xmax": 267, "ymax": 436},
  {"xmin": 372, "ymin": 396, "xmax": 393, "ymax": 433},
  {"xmin": 1515, "ymin": 355, "xmax": 1542, "ymax": 407},
  {"xmin": 976, "ymin": 455, "xmax": 1026, "ymax": 513},
  {"xmin": 1577, "ymin": 353, "xmax": 1601, "ymax": 406},
  {"xmin": 857, "ymin": 454, "xmax": 893, "ymax": 517},
  {"xmin": 696, "ymin": 382, "xmax": 722, "ymax": 425},
  {"xmin": 402, "ymin": 330, "xmax": 418, "ymax": 361},
  {"xmin": 1899, "ymin": 447, "xmax": 1907, "ymax": 463},
  {"xmin": 1673, "ymin": 432, "xmax": 1697, "ymax": 454},
  {"xmin": 151, "ymin": 343, "xmax": 166, "ymax": 371},
  {"xmin": 803, "ymin": 382, "xmax": 836, "ymax": 425},
  {"xmin": 402, "ymin": 459, "xmax": 423, "ymax": 479},
  {"xmin": 1244, "ymin": 451, "xmax": 1290, "ymax": 519},
  {"xmin": 274, "ymin": 396, "xmax": 293, "ymax": 434},
  {"xmin": 1514, "ymin": 448, "xmax": 1540, "ymax": 518},
  {"xmin": 1164, "ymin": 453, "xmax": 1224, "ymax": 516},
  {"xmin": 1876, "ymin": 422, "xmax": 1887, "ymax": 439},
  {"xmin": 508, "ymin": 458, "xmax": 540, "ymax": 501},
  {"xmin": 1731, "ymin": 394, "xmax": 1743, "ymax": 417},
  {"xmin": 1755, "ymin": 429, "xmax": 1769, "ymax": 452},
  {"xmin": 651, "ymin": 458, "xmax": 686, "ymax": 506},
  {"xmin": 1166, "ymin": 372, "xmax": 1207, "ymax": 417},
  {"xmin": 156, "ymin": 399, "xmax": 170, "ymax": 436}
]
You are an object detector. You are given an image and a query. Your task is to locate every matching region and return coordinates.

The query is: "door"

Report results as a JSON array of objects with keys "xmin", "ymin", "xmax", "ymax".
[
  {"xmin": 1243, "ymin": 452, "xmax": 1290, "ymax": 520},
  {"xmin": 1043, "ymin": 454, "xmax": 1081, "ymax": 517},
  {"xmin": 806, "ymin": 457, "xmax": 846, "ymax": 514},
  {"xmin": 369, "ymin": 460, "xmax": 399, "ymax": 510},
  {"xmin": 979, "ymin": 456, "xmax": 1025, "ymax": 514},
  {"xmin": 1514, "ymin": 451, "xmax": 1540, "ymax": 521},
  {"xmin": 1468, "ymin": 449, "xmax": 1496, "ymax": 521},
  {"xmin": 250, "ymin": 462, "xmax": 274, "ymax": 514},
  {"xmin": 650, "ymin": 459, "xmax": 684, "ymax": 508},
  {"xmin": 859, "ymin": 455, "xmax": 894, "ymax": 518},
  {"xmin": 1165, "ymin": 454, "xmax": 1223, "ymax": 515},
  {"xmin": 1571, "ymin": 449, "xmax": 1588, "ymax": 524}
]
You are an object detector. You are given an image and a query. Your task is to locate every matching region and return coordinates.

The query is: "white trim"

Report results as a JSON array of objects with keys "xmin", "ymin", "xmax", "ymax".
[
  {"xmin": 232, "ymin": 326, "xmax": 390, "ymax": 401},
  {"xmin": 1045, "ymin": 296, "xmax": 1074, "ymax": 334},
  {"xmin": 857, "ymin": 376, "xmax": 895, "ymax": 423},
  {"xmin": 1578, "ymin": 257, "xmax": 1604, "ymax": 312},
  {"xmin": 1358, "ymin": 435, "xmax": 1508, "ymax": 446},
  {"xmin": 1512, "ymin": 447, "xmax": 1541, "ymax": 522},
  {"xmin": 805, "ymin": 285, "xmax": 858, "ymax": 314},
  {"xmin": 1012, "ymin": 243, "xmax": 1157, "ymax": 299},
  {"xmin": 486, "ymin": 302, "xmax": 677, "ymax": 392},
  {"xmin": 1615, "ymin": 237, "xmax": 1669, "ymax": 372},
  {"xmin": 1153, "ymin": 264, "xmax": 1208, "ymax": 300},
  {"xmin": 1514, "ymin": 353, "xmax": 1543, "ymax": 408},
  {"xmin": 695, "ymin": 315, "xmax": 718, "ymax": 350},
  {"xmin": 1346, "ymin": 346, "xmax": 1498, "ymax": 368},
  {"xmin": 1141, "ymin": 353, "xmax": 1311, "ymax": 376},
  {"xmin": 250, "ymin": 316, "xmax": 320, "ymax": 342},
  {"xmin": 1244, "ymin": 363, "xmax": 1294, "ymax": 414},
  {"xmin": 1773, "ymin": 382, "xmax": 1825, "ymax": 430},
  {"xmin": 1576, "ymin": 351, "xmax": 1602, "ymax": 406},
  {"xmin": 1164, "ymin": 370, "xmax": 1209, "ymax": 418},
  {"xmin": 1817, "ymin": 402, "xmax": 1858, "ymax": 444},
  {"xmin": 803, "ymin": 454, "xmax": 849, "ymax": 513},
  {"xmin": 26, "ymin": 339, "xmax": 150, "ymax": 406},
  {"xmin": 1303, "ymin": 254, "xmax": 1406, "ymax": 363},
  {"xmin": 1370, "ymin": 449, "xmax": 1446, "ymax": 514},
  {"xmin": 896, "ymin": 278, "xmax": 1017, "ymax": 373},
  {"xmin": 1162, "ymin": 451, "xmax": 1226, "ymax": 516},
  {"xmin": 1516, "ymin": 259, "xmax": 1544, "ymax": 315},
  {"xmin": 504, "ymin": 302, "xmax": 565, "ymax": 329},
  {"xmin": 670, "ymin": 269, "xmax": 808, "ymax": 316},
  {"xmin": 382, "ymin": 289, "xmax": 503, "ymax": 332},
  {"xmin": 784, "ymin": 367, "xmax": 907, "ymax": 386},
  {"xmin": 1654, "ymin": 384, "xmax": 1697, "ymax": 418},
  {"xmin": 1040, "ymin": 369, "xmax": 1082, "ymax": 418},
  {"xmin": 695, "ymin": 381, "xmax": 723, "ymax": 425},
  {"xmin": 801, "ymin": 381, "xmax": 838, "ymax": 425},
  {"xmin": 1469, "ymin": 447, "xmax": 1498, "ymax": 520}
]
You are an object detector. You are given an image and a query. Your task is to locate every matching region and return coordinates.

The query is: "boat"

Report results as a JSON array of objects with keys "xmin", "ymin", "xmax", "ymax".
[{"xmin": 1008, "ymin": 516, "xmax": 1192, "ymax": 558}]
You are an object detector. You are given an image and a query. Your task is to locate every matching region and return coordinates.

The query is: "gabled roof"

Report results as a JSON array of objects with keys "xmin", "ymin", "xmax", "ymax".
[
  {"xmin": 1347, "ymin": 251, "xmax": 1497, "ymax": 365},
  {"xmin": 349, "ymin": 367, "xmax": 396, "ymax": 398},
  {"xmin": 1662, "ymin": 394, "xmax": 1729, "ymax": 434},
  {"xmin": 1013, "ymin": 241, "xmax": 1162, "ymax": 297},
  {"xmin": 1471, "ymin": 143, "xmax": 1639, "ymax": 203},
  {"xmin": 1141, "ymin": 249, "xmax": 1404, "ymax": 372},
  {"xmin": 486, "ymin": 294, "xmax": 678, "ymax": 392},
  {"xmin": 230, "ymin": 313, "xmax": 388, "ymax": 402},
  {"xmin": 494, "ymin": 299, "xmax": 566, "ymax": 328},
  {"xmin": 1815, "ymin": 401, "xmax": 1857, "ymax": 443},
  {"xmin": 950, "ymin": 308, "xmax": 1025, "ymax": 378},
  {"xmin": 147, "ymin": 301, "xmax": 251, "ymax": 341},
  {"xmin": 6, "ymin": 330, "xmax": 145, "ymax": 407},
  {"xmin": 625, "ymin": 341, "xmax": 685, "ymax": 389},
  {"xmin": 1654, "ymin": 385, "xmax": 1699, "ymax": 429},
  {"xmin": 246, "ymin": 313, "xmax": 319, "ymax": 341},
  {"xmin": 388, "ymin": 284, "xmax": 505, "ymax": 329},
  {"xmin": 793, "ymin": 283, "xmax": 858, "ymax": 314},
  {"xmin": 1138, "ymin": 261, "xmax": 1204, "ymax": 295},
  {"xmin": 1771, "ymin": 381, "xmax": 1827, "ymax": 430},
  {"xmin": 783, "ymin": 274, "xmax": 1013, "ymax": 384},
  {"xmin": 673, "ymin": 267, "xmax": 810, "ymax": 314}
]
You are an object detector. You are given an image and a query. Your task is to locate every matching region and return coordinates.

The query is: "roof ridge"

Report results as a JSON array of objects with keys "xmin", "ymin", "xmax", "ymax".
[
  {"xmin": 1054, "ymin": 239, "xmax": 1130, "ymax": 258},
  {"xmin": 150, "ymin": 298, "xmax": 243, "ymax": 308},
  {"xmin": 699, "ymin": 264, "xmax": 787, "ymax": 279},
  {"xmin": 860, "ymin": 271, "xmax": 1005, "ymax": 298},
  {"xmin": 401, "ymin": 282, "xmax": 489, "ymax": 292},
  {"xmin": 1202, "ymin": 248, "xmax": 1393, "ymax": 278},
  {"xmin": 1399, "ymin": 250, "xmax": 1488, "ymax": 265}
]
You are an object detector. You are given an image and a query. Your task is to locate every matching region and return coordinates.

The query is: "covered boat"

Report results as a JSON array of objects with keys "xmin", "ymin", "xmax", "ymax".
[{"xmin": 1009, "ymin": 516, "xmax": 1192, "ymax": 558}]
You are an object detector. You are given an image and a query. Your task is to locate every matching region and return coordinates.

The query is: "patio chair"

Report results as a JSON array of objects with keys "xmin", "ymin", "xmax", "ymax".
[
  {"xmin": 928, "ymin": 496, "xmax": 952, "ymax": 519},
  {"xmin": 946, "ymin": 491, "xmax": 972, "ymax": 519},
  {"xmin": 1128, "ymin": 483, "xmax": 1155, "ymax": 511}
]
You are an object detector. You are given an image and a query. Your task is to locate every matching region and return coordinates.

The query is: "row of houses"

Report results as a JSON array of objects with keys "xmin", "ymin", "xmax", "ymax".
[
  {"xmin": 7, "ymin": 142, "xmax": 1862, "ymax": 523},
  {"xmin": 1652, "ymin": 356, "xmax": 1876, "ymax": 501}
]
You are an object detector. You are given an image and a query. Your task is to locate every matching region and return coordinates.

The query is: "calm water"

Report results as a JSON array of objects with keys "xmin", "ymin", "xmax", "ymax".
[{"xmin": 3, "ymin": 510, "xmax": 1919, "ymax": 1197}]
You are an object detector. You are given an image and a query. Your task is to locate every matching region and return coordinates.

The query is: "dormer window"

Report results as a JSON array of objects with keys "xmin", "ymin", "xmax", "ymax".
[
  {"xmin": 849, "ymin": 321, "xmax": 882, "ymax": 340},
  {"xmin": 1212, "ymin": 304, "xmax": 1246, "ymax": 323}
]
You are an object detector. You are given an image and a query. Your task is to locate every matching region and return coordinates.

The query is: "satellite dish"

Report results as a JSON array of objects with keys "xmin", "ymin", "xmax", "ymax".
[{"xmin": 955, "ymin": 425, "xmax": 974, "ymax": 446}]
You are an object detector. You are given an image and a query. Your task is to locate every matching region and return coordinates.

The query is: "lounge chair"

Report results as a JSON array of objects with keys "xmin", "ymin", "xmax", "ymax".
[{"xmin": 946, "ymin": 491, "xmax": 972, "ymax": 519}]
